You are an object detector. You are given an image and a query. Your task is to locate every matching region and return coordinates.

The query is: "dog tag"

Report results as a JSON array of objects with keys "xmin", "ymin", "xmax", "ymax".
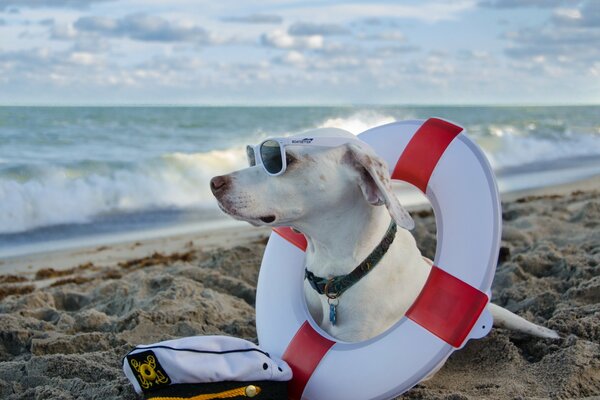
[
  {"xmin": 329, "ymin": 303, "xmax": 337, "ymax": 325},
  {"xmin": 328, "ymin": 299, "xmax": 338, "ymax": 325}
]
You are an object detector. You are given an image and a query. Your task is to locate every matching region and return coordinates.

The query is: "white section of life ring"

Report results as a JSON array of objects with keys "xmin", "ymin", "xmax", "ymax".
[{"xmin": 255, "ymin": 119, "xmax": 501, "ymax": 400}]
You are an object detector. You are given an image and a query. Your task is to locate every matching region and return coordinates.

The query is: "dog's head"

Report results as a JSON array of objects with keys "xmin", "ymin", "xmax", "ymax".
[{"xmin": 210, "ymin": 128, "xmax": 414, "ymax": 230}]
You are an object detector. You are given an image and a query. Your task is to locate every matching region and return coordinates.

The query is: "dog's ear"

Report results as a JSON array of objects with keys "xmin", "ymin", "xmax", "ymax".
[{"xmin": 345, "ymin": 142, "xmax": 415, "ymax": 230}]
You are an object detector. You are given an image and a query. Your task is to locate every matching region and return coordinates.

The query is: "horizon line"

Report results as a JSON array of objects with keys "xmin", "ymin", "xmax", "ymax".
[{"xmin": 1, "ymin": 102, "xmax": 599, "ymax": 108}]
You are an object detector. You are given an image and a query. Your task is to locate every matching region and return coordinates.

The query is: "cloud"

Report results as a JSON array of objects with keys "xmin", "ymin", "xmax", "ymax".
[
  {"xmin": 74, "ymin": 16, "xmax": 117, "ymax": 32},
  {"xmin": 376, "ymin": 44, "xmax": 420, "ymax": 57},
  {"xmin": 0, "ymin": 0, "xmax": 596, "ymax": 104},
  {"xmin": 0, "ymin": 47, "xmax": 51, "ymax": 66},
  {"xmin": 355, "ymin": 17, "xmax": 400, "ymax": 27},
  {"xmin": 50, "ymin": 21, "xmax": 77, "ymax": 39},
  {"xmin": 310, "ymin": 56, "xmax": 362, "ymax": 71},
  {"xmin": 357, "ymin": 31, "xmax": 405, "ymax": 41},
  {"xmin": 502, "ymin": 0, "xmax": 599, "ymax": 69},
  {"xmin": 221, "ymin": 14, "xmax": 282, "ymax": 24},
  {"xmin": 414, "ymin": 57, "xmax": 456, "ymax": 75},
  {"xmin": 502, "ymin": 25, "xmax": 600, "ymax": 80},
  {"xmin": 272, "ymin": 50, "xmax": 306, "ymax": 66},
  {"xmin": 0, "ymin": 46, "xmax": 182, "ymax": 91},
  {"xmin": 313, "ymin": 42, "xmax": 362, "ymax": 56},
  {"xmin": 0, "ymin": 18, "xmax": 5, "ymax": 25},
  {"xmin": 504, "ymin": 27, "xmax": 600, "ymax": 59},
  {"xmin": 0, "ymin": 46, "xmax": 106, "ymax": 82},
  {"xmin": 478, "ymin": 0, "xmax": 577, "ymax": 8},
  {"xmin": 275, "ymin": 1, "xmax": 476, "ymax": 23},
  {"xmin": 68, "ymin": 51, "xmax": 101, "ymax": 65},
  {"xmin": 0, "ymin": 0, "xmax": 113, "ymax": 10},
  {"xmin": 552, "ymin": 1, "xmax": 600, "ymax": 27},
  {"xmin": 48, "ymin": 21, "xmax": 110, "ymax": 52},
  {"xmin": 74, "ymin": 13, "xmax": 211, "ymax": 43},
  {"xmin": 261, "ymin": 29, "xmax": 323, "ymax": 49},
  {"xmin": 72, "ymin": 35, "xmax": 110, "ymax": 52},
  {"xmin": 457, "ymin": 49, "xmax": 493, "ymax": 61},
  {"xmin": 495, "ymin": 0, "xmax": 599, "ymax": 81},
  {"xmin": 272, "ymin": 51, "xmax": 363, "ymax": 71},
  {"xmin": 287, "ymin": 22, "xmax": 349, "ymax": 36}
]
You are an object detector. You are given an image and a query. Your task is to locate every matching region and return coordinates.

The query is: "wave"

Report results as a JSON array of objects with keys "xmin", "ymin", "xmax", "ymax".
[
  {"xmin": 1, "ymin": 111, "xmax": 598, "ymax": 235},
  {"xmin": 316, "ymin": 112, "xmax": 600, "ymax": 170},
  {"xmin": 316, "ymin": 113, "xmax": 600, "ymax": 170},
  {"xmin": 0, "ymin": 112, "xmax": 402, "ymax": 235},
  {"xmin": 315, "ymin": 110, "xmax": 398, "ymax": 134},
  {"xmin": 0, "ymin": 149, "xmax": 247, "ymax": 234},
  {"xmin": 473, "ymin": 124, "xmax": 600, "ymax": 170}
]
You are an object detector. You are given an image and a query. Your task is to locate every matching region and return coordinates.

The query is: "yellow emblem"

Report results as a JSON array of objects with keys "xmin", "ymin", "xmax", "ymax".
[{"xmin": 129, "ymin": 354, "xmax": 170, "ymax": 390}]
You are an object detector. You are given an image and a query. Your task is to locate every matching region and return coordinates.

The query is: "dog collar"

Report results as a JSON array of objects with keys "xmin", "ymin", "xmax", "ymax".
[{"xmin": 304, "ymin": 219, "xmax": 397, "ymax": 325}]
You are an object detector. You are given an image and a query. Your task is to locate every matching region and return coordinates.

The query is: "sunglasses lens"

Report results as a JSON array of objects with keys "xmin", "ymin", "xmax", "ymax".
[
  {"xmin": 260, "ymin": 140, "xmax": 283, "ymax": 174},
  {"xmin": 246, "ymin": 145, "xmax": 256, "ymax": 167}
]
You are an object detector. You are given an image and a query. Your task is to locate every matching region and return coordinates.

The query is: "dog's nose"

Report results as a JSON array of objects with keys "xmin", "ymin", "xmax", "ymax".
[{"xmin": 210, "ymin": 175, "xmax": 230, "ymax": 195}]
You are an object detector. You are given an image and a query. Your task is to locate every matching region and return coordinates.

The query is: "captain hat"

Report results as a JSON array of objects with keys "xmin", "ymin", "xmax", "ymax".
[{"xmin": 123, "ymin": 335, "xmax": 291, "ymax": 399}]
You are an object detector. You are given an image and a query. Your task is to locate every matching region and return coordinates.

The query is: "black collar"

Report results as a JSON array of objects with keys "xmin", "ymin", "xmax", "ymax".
[{"xmin": 304, "ymin": 219, "xmax": 397, "ymax": 299}]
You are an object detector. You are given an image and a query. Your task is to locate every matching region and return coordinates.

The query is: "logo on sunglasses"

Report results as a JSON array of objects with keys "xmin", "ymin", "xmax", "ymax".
[{"xmin": 291, "ymin": 138, "xmax": 314, "ymax": 144}]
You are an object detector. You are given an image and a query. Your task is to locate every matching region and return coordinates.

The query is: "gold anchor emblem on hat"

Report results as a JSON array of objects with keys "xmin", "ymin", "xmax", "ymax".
[{"xmin": 130, "ymin": 355, "xmax": 169, "ymax": 390}]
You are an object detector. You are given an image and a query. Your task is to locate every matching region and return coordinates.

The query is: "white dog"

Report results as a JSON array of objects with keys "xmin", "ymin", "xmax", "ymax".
[{"xmin": 210, "ymin": 127, "xmax": 559, "ymax": 343}]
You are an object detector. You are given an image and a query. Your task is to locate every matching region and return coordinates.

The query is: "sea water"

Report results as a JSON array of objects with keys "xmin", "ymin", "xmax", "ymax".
[{"xmin": 1, "ymin": 105, "xmax": 599, "ymax": 256}]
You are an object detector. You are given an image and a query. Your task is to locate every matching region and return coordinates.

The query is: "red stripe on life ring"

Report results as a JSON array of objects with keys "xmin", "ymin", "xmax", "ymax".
[
  {"xmin": 273, "ymin": 227, "xmax": 308, "ymax": 251},
  {"xmin": 283, "ymin": 321, "xmax": 335, "ymax": 400},
  {"xmin": 392, "ymin": 118, "xmax": 463, "ymax": 193},
  {"xmin": 406, "ymin": 266, "xmax": 489, "ymax": 348}
]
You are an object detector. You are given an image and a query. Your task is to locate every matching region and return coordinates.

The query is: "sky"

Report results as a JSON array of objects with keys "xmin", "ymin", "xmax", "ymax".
[{"xmin": 0, "ymin": 0, "xmax": 598, "ymax": 105}]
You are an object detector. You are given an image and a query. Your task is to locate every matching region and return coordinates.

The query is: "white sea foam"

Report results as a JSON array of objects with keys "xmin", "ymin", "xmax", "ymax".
[
  {"xmin": 478, "ymin": 126, "xmax": 600, "ymax": 170},
  {"xmin": 1, "ymin": 112, "xmax": 598, "ymax": 235},
  {"xmin": 0, "ymin": 112, "xmax": 404, "ymax": 234},
  {"xmin": 0, "ymin": 148, "xmax": 247, "ymax": 234},
  {"xmin": 0, "ymin": 111, "xmax": 399, "ymax": 234},
  {"xmin": 317, "ymin": 113, "xmax": 600, "ymax": 170},
  {"xmin": 316, "ymin": 111, "xmax": 398, "ymax": 134}
]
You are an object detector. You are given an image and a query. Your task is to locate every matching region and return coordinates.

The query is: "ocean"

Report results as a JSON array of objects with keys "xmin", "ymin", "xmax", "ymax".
[{"xmin": 1, "ymin": 105, "xmax": 599, "ymax": 257}]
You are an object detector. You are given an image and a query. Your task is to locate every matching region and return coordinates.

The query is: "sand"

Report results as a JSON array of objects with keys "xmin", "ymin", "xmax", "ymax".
[{"xmin": 0, "ymin": 180, "xmax": 599, "ymax": 399}]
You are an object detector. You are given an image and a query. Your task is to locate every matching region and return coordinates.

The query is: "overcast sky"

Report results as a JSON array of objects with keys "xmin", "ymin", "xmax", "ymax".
[{"xmin": 0, "ymin": 0, "xmax": 598, "ymax": 105}]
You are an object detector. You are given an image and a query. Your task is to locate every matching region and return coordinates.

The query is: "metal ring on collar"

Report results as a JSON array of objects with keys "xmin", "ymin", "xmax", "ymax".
[{"xmin": 323, "ymin": 280, "xmax": 340, "ymax": 300}]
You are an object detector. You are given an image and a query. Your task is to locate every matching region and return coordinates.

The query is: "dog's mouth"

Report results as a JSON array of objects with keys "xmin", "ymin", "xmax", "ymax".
[
  {"xmin": 259, "ymin": 215, "xmax": 276, "ymax": 224},
  {"xmin": 218, "ymin": 202, "xmax": 278, "ymax": 226},
  {"xmin": 214, "ymin": 196, "xmax": 279, "ymax": 226}
]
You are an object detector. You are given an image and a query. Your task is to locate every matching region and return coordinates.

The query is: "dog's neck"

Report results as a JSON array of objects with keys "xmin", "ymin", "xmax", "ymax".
[{"xmin": 293, "ymin": 202, "xmax": 392, "ymax": 277}]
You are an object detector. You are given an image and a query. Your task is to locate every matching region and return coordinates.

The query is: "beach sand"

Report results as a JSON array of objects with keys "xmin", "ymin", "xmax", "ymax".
[{"xmin": 0, "ymin": 178, "xmax": 599, "ymax": 399}]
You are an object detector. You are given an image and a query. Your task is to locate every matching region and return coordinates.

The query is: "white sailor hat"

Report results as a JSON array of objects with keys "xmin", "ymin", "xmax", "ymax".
[{"xmin": 123, "ymin": 335, "xmax": 292, "ymax": 399}]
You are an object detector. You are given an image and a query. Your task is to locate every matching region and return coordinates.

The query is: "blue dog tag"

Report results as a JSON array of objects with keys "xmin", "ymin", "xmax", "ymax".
[{"xmin": 329, "ymin": 302, "xmax": 337, "ymax": 325}]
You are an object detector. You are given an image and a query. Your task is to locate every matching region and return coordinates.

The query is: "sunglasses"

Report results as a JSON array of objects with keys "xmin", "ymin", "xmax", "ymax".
[{"xmin": 246, "ymin": 136, "xmax": 361, "ymax": 176}]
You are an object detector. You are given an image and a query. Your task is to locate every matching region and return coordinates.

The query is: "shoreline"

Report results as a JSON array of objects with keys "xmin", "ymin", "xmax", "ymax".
[
  {"xmin": 2, "ymin": 174, "xmax": 599, "ymax": 276},
  {"xmin": 1, "ymin": 150, "xmax": 599, "ymax": 261},
  {"xmin": 0, "ymin": 222, "xmax": 270, "ymax": 276}
]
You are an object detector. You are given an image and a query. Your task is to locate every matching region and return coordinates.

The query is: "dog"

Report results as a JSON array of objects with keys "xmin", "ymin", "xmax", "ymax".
[{"xmin": 210, "ymin": 127, "xmax": 559, "ymax": 343}]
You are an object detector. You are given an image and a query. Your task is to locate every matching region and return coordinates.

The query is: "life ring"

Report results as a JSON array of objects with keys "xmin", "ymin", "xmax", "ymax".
[{"xmin": 255, "ymin": 118, "xmax": 501, "ymax": 400}]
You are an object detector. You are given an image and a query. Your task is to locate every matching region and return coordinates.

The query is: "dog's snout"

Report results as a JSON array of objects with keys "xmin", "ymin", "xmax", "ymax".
[{"xmin": 210, "ymin": 175, "xmax": 230, "ymax": 195}]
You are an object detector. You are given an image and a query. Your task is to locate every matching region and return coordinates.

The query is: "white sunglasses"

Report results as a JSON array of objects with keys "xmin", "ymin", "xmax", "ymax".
[{"xmin": 246, "ymin": 136, "xmax": 362, "ymax": 176}]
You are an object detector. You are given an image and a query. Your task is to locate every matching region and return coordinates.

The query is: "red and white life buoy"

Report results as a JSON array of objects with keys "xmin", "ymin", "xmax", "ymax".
[{"xmin": 255, "ymin": 118, "xmax": 501, "ymax": 400}]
